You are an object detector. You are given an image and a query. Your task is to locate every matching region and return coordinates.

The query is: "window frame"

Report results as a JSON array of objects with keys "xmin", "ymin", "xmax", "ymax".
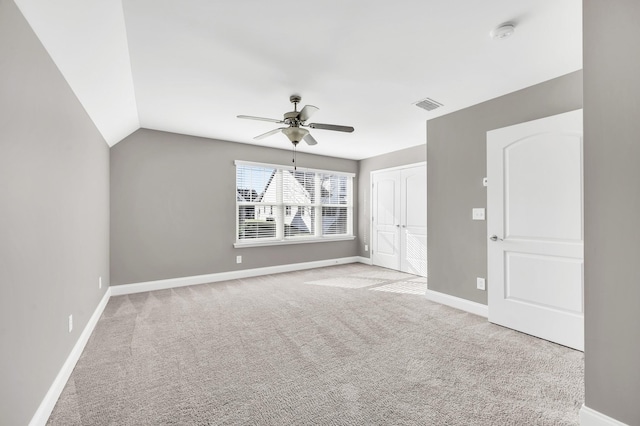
[{"xmin": 234, "ymin": 160, "xmax": 355, "ymax": 248}]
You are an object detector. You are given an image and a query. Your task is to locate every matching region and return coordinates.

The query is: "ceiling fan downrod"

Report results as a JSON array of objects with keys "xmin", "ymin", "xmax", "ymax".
[{"xmin": 290, "ymin": 94, "xmax": 302, "ymax": 111}]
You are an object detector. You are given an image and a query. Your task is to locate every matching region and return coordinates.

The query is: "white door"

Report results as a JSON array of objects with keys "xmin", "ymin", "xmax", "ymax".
[
  {"xmin": 372, "ymin": 164, "xmax": 427, "ymax": 276},
  {"xmin": 372, "ymin": 169, "xmax": 401, "ymax": 270},
  {"xmin": 487, "ymin": 109, "xmax": 583, "ymax": 351},
  {"xmin": 400, "ymin": 165, "xmax": 427, "ymax": 275}
]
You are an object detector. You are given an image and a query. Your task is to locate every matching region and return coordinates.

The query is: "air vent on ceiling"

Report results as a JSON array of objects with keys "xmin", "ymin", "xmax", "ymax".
[{"xmin": 414, "ymin": 97, "xmax": 443, "ymax": 111}]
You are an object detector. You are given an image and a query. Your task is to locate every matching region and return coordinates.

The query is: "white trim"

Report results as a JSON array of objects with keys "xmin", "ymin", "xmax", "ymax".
[
  {"xmin": 29, "ymin": 288, "xmax": 112, "ymax": 426},
  {"xmin": 370, "ymin": 161, "xmax": 427, "ymax": 174},
  {"xmin": 356, "ymin": 256, "xmax": 373, "ymax": 265},
  {"xmin": 580, "ymin": 405, "xmax": 629, "ymax": 426},
  {"xmin": 424, "ymin": 288, "xmax": 489, "ymax": 318},
  {"xmin": 234, "ymin": 235, "xmax": 355, "ymax": 248},
  {"xmin": 111, "ymin": 257, "xmax": 362, "ymax": 296},
  {"xmin": 235, "ymin": 160, "xmax": 355, "ymax": 178}
]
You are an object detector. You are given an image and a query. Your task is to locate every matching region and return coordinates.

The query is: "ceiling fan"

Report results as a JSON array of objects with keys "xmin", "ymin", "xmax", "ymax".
[{"xmin": 237, "ymin": 95, "xmax": 354, "ymax": 147}]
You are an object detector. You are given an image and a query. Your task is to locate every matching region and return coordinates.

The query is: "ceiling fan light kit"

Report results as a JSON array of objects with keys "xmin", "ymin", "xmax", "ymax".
[{"xmin": 282, "ymin": 126, "xmax": 309, "ymax": 144}]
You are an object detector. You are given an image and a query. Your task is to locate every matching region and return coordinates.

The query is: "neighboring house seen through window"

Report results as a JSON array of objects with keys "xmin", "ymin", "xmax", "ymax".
[{"xmin": 235, "ymin": 161, "xmax": 354, "ymax": 246}]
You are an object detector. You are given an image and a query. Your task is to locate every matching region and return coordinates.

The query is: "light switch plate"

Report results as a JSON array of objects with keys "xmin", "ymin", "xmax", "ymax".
[
  {"xmin": 477, "ymin": 277, "xmax": 486, "ymax": 291},
  {"xmin": 472, "ymin": 208, "xmax": 485, "ymax": 220}
]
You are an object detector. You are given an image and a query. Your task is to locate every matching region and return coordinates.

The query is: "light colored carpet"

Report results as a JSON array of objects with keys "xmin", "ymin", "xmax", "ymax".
[
  {"xmin": 47, "ymin": 264, "xmax": 583, "ymax": 425},
  {"xmin": 370, "ymin": 278, "xmax": 430, "ymax": 295}
]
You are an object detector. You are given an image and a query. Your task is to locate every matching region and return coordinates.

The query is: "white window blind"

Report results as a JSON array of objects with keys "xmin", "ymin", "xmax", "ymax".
[
  {"xmin": 236, "ymin": 161, "xmax": 354, "ymax": 245},
  {"xmin": 319, "ymin": 174, "xmax": 349, "ymax": 236}
]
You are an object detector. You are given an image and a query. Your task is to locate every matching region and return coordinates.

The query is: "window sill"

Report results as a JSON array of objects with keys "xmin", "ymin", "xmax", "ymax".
[{"xmin": 234, "ymin": 235, "xmax": 355, "ymax": 248}]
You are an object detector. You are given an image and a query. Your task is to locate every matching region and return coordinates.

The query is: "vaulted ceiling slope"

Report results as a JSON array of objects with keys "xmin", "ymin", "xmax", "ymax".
[{"xmin": 15, "ymin": 0, "xmax": 582, "ymax": 160}]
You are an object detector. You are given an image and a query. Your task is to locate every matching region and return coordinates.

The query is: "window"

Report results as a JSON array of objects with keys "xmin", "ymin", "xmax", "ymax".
[{"xmin": 235, "ymin": 161, "xmax": 354, "ymax": 246}]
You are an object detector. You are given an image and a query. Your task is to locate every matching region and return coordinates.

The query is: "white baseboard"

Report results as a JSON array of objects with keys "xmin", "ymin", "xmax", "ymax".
[
  {"xmin": 356, "ymin": 256, "xmax": 372, "ymax": 265},
  {"xmin": 580, "ymin": 405, "xmax": 629, "ymax": 426},
  {"xmin": 29, "ymin": 288, "xmax": 112, "ymax": 426},
  {"xmin": 111, "ymin": 257, "xmax": 363, "ymax": 296},
  {"xmin": 424, "ymin": 288, "xmax": 489, "ymax": 318}
]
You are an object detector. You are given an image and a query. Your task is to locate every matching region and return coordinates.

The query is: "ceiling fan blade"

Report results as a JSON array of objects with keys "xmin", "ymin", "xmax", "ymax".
[
  {"xmin": 237, "ymin": 115, "xmax": 284, "ymax": 124},
  {"xmin": 303, "ymin": 133, "xmax": 318, "ymax": 146},
  {"xmin": 308, "ymin": 123, "xmax": 355, "ymax": 133},
  {"xmin": 298, "ymin": 105, "xmax": 319, "ymax": 122},
  {"xmin": 254, "ymin": 128, "xmax": 285, "ymax": 140}
]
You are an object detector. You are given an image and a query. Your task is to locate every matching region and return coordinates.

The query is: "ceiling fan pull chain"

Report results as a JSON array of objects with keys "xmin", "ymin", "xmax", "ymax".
[{"xmin": 292, "ymin": 144, "xmax": 297, "ymax": 170}]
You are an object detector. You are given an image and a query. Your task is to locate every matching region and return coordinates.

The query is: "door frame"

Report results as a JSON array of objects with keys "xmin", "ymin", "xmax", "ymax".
[{"xmin": 370, "ymin": 161, "xmax": 427, "ymax": 274}]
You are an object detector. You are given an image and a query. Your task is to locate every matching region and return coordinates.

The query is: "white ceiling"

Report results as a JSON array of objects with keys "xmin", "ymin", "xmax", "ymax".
[{"xmin": 15, "ymin": 0, "xmax": 582, "ymax": 160}]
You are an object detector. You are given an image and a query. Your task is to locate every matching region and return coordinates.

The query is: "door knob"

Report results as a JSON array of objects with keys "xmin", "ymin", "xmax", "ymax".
[{"xmin": 489, "ymin": 235, "xmax": 503, "ymax": 241}]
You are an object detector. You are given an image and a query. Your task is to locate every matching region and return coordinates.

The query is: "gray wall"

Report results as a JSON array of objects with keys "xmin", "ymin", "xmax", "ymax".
[
  {"xmin": 0, "ymin": 1, "xmax": 110, "ymax": 425},
  {"xmin": 426, "ymin": 71, "xmax": 583, "ymax": 304},
  {"xmin": 357, "ymin": 144, "xmax": 427, "ymax": 258},
  {"xmin": 110, "ymin": 129, "xmax": 358, "ymax": 285},
  {"xmin": 583, "ymin": 0, "xmax": 640, "ymax": 423}
]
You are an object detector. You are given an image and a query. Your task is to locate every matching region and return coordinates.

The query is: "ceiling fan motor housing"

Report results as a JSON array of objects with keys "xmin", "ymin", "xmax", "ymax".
[{"xmin": 283, "ymin": 111, "xmax": 300, "ymax": 126}]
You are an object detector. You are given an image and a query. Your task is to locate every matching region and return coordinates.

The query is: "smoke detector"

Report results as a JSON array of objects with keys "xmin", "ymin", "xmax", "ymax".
[{"xmin": 491, "ymin": 24, "xmax": 515, "ymax": 40}]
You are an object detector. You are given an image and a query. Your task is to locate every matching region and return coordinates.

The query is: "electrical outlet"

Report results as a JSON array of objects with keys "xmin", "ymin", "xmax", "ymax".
[
  {"xmin": 68, "ymin": 314, "xmax": 73, "ymax": 333},
  {"xmin": 236, "ymin": 255, "xmax": 242, "ymax": 264},
  {"xmin": 99, "ymin": 276, "xmax": 102, "ymax": 289},
  {"xmin": 364, "ymin": 244, "xmax": 369, "ymax": 252},
  {"xmin": 476, "ymin": 277, "xmax": 486, "ymax": 291},
  {"xmin": 472, "ymin": 208, "xmax": 485, "ymax": 221}
]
